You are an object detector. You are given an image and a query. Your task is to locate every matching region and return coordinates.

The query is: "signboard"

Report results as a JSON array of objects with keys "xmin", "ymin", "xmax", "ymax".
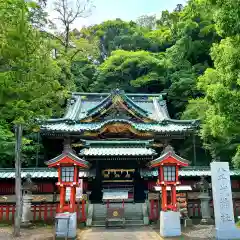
[
  {"xmin": 76, "ymin": 179, "xmax": 83, "ymax": 200},
  {"xmin": 65, "ymin": 187, "xmax": 71, "ymax": 201},
  {"xmin": 148, "ymin": 192, "xmax": 159, "ymax": 200},
  {"xmin": 65, "ymin": 179, "xmax": 83, "ymax": 201},
  {"xmin": 103, "ymin": 191, "xmax": 128, "ymax": 200}
]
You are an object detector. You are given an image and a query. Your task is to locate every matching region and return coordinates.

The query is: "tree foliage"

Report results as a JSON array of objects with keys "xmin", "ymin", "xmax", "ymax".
[{"xmin": 0, "ymin": 0, "xmax": 66, "ymax": 166}]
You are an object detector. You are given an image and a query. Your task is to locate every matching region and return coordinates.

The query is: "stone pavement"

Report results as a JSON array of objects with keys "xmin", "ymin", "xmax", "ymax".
[{"xmin": 78, "ymin": 226, "xmax": 161, "ymax": 240}]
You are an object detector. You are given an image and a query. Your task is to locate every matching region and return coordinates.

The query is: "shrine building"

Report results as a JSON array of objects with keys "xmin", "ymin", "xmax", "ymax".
[
  {"xmin": 40, "ymin": 89, "xmax": 198, "ymax": 203},
  {"xmin": 1, "ymin": 89, "xmax": 240, "ymax": 225}
]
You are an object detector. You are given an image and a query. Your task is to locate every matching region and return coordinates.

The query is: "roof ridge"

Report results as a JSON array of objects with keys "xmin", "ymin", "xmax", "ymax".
[{"xmin": 72, "ymin": 92, "xmax": 167, "ymax": 97}]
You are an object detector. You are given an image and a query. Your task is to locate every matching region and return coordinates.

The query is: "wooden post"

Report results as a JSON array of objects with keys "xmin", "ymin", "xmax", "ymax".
[
  {"xmin": 171, "ymin": 185, "xmax": 177, "ymax": 211},
  {"xmin": 161, "ymin": 185, "xmax": 167, "ymax": 211},
  {"xmin": 13, "ymin": 124, "xmax": 22, "ymax": 237}
]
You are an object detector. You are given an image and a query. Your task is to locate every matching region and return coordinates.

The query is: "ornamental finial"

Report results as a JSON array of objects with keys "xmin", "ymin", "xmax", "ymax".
[
  {"xmin": 161, "ymin": 145, "xmax": 175, "ymax": 155},
  {"xmin": 63, "ymin": 138, "xmax": 74, "ymax": 153},
  {"xmin": 111, "ymin": 89, "xmax": 124, "ymax": 95}
]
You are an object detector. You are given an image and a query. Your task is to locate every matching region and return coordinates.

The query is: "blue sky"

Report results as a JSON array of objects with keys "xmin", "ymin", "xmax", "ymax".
[{"xmin": 47, "ymin": 0, "xmax": 187, "ymax": 29}]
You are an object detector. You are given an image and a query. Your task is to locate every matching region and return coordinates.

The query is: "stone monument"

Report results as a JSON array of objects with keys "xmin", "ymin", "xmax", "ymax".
[
  {"xmin": 196, "ymin": 176, "xmax": 213, "ymax": 224},
  {"xmin": 21, "ymin": 174, "xmax": 37, "ymax": 227},
  {"xmin": 211, "ymin": 162, "xmax": 240, "ymax": 239}
]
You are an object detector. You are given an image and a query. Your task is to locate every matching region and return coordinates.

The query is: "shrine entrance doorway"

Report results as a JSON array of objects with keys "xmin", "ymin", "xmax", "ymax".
[{"xmin": 89, "ymin": 160, "xmax": 146, "ymax": 203}]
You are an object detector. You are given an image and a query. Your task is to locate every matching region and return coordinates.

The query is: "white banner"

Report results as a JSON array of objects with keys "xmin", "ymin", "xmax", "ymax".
[{"xmin": 103, "ymin": 191, "xmax": 128, "ymax": 200}]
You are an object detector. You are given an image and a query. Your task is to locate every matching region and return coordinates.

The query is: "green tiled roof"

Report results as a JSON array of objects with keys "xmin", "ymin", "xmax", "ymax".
[
  {"xmin": 40, "ymin": 91, "xmax": 198, "ymax": 135},
  {"xmin": 41, "ymin": 119, "xmax": 196, "ymax": 134},
  {"xmin": 79, "ymin": 146, "xmax": 156, "ymax": 156},
  {"xmin": 0, "ymin": 167, "xmax": 240, "ymax": 179},
  {"xmin": 82, "ymin": 140, "xmax": 153, "ymax": 146},
  {"xmin": 0, "ymin": 168, "xmax": 95, "ymax": 179},
  {"xmin": 140, "ymin": 167, "xmax": 240, "ymax": 177}
]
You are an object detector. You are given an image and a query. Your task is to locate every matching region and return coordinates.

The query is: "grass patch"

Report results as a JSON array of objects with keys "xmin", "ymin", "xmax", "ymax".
[
  {"xmin": 33, "ymin": 222, "xmax": 53, "ymax": 228},
  {"xmin": 236, "ymin": 220, "xmax": 240, "ymax": 228},
  {"xmin": 0, "ymin": 223, "xmax": 11, "ymax": 227}
]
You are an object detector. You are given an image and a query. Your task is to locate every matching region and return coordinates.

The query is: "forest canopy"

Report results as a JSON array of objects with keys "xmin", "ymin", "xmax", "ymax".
[{"xmin": 0, "ymin": 0, "xmax": 239, "ymax": 168}]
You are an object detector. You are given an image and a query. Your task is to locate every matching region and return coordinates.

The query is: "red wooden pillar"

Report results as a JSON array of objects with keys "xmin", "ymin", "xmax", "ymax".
[
  {"xmin": 82, "ymin": 200, "xmax": 85, "ymax": 221},
  {"xmin": 171, "ymin": 185, "xmax": 177, "ymax": 211},
  {"xmin": 161, "ymin": 185, "xmax": 167, "ymax": 211},
  {"xmin": 59, "ymin": 186, "xmax": 65, "ymax": 212},
  {"xmin": 70, "ymin": 186, "xmax": 76, "ymax": 212}
]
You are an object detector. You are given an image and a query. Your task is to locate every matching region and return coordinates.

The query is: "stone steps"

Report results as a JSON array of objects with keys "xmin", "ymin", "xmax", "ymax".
[
  {"xmin": 92, "ymin": 219, "xmax": 144, "ymax": 227},
  {"xmin": 92, "ymin": 203, "xmax": 144, "ymax": 226}
]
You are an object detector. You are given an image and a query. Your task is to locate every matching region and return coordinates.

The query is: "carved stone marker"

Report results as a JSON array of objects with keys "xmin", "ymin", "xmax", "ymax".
[{"xmin": 211, "ymin": 162, "xmax": 240, "ymax": 239}]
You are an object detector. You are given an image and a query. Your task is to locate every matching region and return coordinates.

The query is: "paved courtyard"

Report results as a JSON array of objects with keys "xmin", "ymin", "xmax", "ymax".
[
  {"xmin": 0, "ymin": 224, "xmax": 216, "ymax": 240},
  {"xmin": 78, "ymin": 226, "xmax": 161, "ymax": 240}
]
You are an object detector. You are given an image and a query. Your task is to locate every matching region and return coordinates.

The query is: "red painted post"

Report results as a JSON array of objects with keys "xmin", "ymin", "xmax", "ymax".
[
  {"xmin": 0, "ymin": 205, "xmax": 3, "ymax": 221},
  {"xmin": 50, "ymin": 204, "xmax": 53, "ymax": 219},
  {"xmin": 44, "ymin": 204, "xmax": 48, "ymax": 221},
  {"xmin": 154, "ymin": 201, "xmax": 156, "ymax": 220},
  {"xmin": 171, "ymin": 185, "xmax": 177, "ymax": 211},
  {"xmin": 161, "ymin": 185, "xmax": 167, "ymax": 211},
  {"xmin": 39, "ymin": 204, "xmax": 42, "ymax": 220},
  {"xmin": 156, "ymin": 200, "xmax": 159, "ymax": 220},
  {"xmin": 150, "ymin": 199, "xmax": 154, "ymax": 220},
  {"xmin": 12, "ymin": 205, "xmax": 15, "ymax": 222},
  {"xmin": 6, "ymin": 205, "xmax": 10, "ymax": 221},
  {"xmin": 82, "ymin": 200, "xmax": 85, "ymax": 222},
  {"xmin": 33, "ymin": 205, "xmax": 36, "ymax": 221}
]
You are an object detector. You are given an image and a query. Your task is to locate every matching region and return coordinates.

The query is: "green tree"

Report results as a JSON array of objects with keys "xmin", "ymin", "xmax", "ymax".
[
  {"xmin": 90, "ymin": 50, "xmax": 167, "ymax": 93},
  {"xmin": 0, "ymin": 0, "xmax": 66, "ymax": 166}
]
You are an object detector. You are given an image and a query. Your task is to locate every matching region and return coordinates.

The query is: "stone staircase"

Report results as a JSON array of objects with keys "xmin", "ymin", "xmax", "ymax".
[{"xmin": 92, "ymin": 203, "xmax": 145, "ymax": 227}]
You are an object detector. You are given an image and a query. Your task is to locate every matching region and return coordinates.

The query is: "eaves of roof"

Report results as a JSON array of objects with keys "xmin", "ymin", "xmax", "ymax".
[
  {"xmin": 0, "ymin": 168, "xmax": 95, "ymax": 179},
  {"xmin": 41, "ymin": 119, "xmax": 196, "ymax": 134},
  {"xmin": 79, "ymin": 147, "xmax": 156, "ymax": 156}
]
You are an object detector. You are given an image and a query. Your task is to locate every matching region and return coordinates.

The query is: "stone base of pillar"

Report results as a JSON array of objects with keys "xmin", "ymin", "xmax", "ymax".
[
  {"xmin": 21, "ymin": 221, "xmax": 33, "ymax": 228},
  {"xmin": 21, "ymin": 195, "xmax": 33, "ymax": 228},
  {"xmin": 142, "ymin": 202, "xmax": 149, "ymax": 225},
  {"xmin": 55, "ymin": 212, "xmax": 77, "ymax": 239},
  {"xmin": 160, "ymin": 211, "xmax": 181, "ymax": 237},
  {"xmin": 184, "ymin": 218, "xmax": 193, "ymax": 227},
  {"xmin": 86, "ymin": 204, "xmax": 93, "ymax": 227},
  {"xmin": 216, "ymin": 227, "xmax": 240, "ymax": 240},
  {"xmin": 200, "ymin": 218, "xmax": 214, "ymax": 225}
]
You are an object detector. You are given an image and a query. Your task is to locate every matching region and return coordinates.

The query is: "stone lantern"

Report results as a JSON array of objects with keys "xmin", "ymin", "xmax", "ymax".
[
  {"xmin": 21, "ymin": 174, "xmax": 37, "ymax": 227},
  {"xmin": 195, "ymin": 176, "xmax": 213, "ymax": 224}
]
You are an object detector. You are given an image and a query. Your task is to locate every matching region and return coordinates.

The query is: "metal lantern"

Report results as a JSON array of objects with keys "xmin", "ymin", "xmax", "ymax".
[
  {"xmin": 45, "ymin": 142, "xmax": 89, "ymax": 213},
  {"xmin": 149, "ymin": 145, "xmax": 189, "ymax": 212}
]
